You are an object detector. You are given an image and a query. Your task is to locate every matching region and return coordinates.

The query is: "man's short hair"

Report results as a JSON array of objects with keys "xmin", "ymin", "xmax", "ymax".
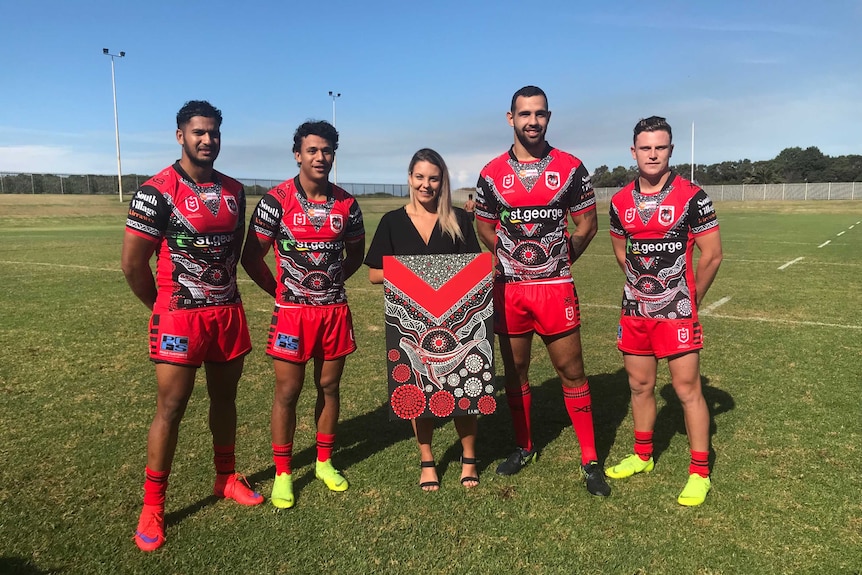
[
  {"xmin": 177, "ymin": 100, "xmax": 222, "ymax": 129},
  {"xmin": 633, "ymin": 116, "xmax": 672, "ymax": 144},
  {"xmin": 511, "ymin": 86, "xmax": 548, "ymax": 112},
  {"xmin": 293, "ymin": 121, "xmax": 339, "ymax": 153}
]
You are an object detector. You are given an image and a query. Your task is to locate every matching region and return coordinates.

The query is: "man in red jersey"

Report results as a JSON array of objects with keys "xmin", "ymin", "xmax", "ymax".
[
  {"xmin": 242, "ymin": 121, "xmax": 365, "ymax": 509},
  {"xmin": 475, "ymin": 86, "xmax": 609, "ymax": 496},
  {"xmin": 606, "ymin": 116, "xmax": 723, "ymax": 506},
  {"xmin": 122, "ymin": 100, "xmax": 263, "ymax": 552}
]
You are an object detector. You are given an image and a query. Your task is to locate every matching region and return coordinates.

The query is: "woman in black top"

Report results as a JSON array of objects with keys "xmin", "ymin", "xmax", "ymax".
[{"xmin": 365, "ymin": 148, "xmax": 481, "ymax": 490}]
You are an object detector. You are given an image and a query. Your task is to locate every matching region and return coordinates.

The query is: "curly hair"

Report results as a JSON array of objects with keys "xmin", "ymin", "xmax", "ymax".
[{"xmin": 176, "ymin": 100, "xmax": 222, "ymax": 129}]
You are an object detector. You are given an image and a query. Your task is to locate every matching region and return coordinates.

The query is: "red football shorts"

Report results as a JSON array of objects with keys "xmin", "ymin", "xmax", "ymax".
[
  {"xmin": 493, "ymin": 281, "xmax": 581, "ymax": 336},
  {"xmin": 617, "ymin": 316, "xmax": 703, "ymax": 359},
  {"xmin": 149, "ymin": 305, "xmax": 252, "ymax": 366},
  {"xmin": 267, "ymin": 303, "xmax": 356, "ymax": 363}
]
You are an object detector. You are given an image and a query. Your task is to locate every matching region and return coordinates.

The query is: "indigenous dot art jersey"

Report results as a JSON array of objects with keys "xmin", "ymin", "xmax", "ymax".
[
  {"xmin": 475, "ymin": 145, "xmax": 596, "ymax": 284},
  {"xmin": 125, "ymin": 162, "xmax": 246, "ymax": 312},
  {"xmin": 249, "ymin": 177, "xmax": 365, "ymax": 306},
  {"xmin": 608, "ymin": 172, "xmax": 719, "ymax": 320}
]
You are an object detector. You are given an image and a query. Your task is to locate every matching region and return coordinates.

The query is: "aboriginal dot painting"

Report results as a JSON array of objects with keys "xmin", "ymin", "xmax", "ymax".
[{"xmin": 383, "ymin": 253, "xmax": 496, "ymax": 420}]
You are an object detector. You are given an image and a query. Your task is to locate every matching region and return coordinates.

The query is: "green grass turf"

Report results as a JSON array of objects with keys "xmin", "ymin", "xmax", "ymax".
[{"xmin": 0, "ymin": 195, "xmax": 860, "ymax": 574}]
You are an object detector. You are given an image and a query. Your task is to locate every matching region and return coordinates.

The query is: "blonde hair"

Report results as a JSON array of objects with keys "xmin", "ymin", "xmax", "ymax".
[{"xmin": 408, "ymin": 148, "xmax": 463, "ymax": 242}]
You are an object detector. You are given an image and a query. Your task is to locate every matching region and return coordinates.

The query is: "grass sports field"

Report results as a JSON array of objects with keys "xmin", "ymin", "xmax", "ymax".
[{"xmin": 1, "ymin": 194, "xmax": 860, "ymax": 575}]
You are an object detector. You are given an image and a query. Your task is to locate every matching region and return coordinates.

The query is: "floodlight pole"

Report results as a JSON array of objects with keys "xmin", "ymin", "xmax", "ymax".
[
  {"xmin": 328, "ymin": 90, "xmax": 341, "ymax": 184},
  {"xmin": 104, "ymin": 49, "xmax": 125, "ymax": 202}
]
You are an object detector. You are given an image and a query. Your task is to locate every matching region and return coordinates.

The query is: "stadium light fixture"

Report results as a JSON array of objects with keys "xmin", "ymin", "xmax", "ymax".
[
  {"xmin": 103, "ymin": 48, "xmax": 126, "ymax": 202},
  {"xmin": 328, "ymin": 90, "xmax": 341, "ymax": 184}
]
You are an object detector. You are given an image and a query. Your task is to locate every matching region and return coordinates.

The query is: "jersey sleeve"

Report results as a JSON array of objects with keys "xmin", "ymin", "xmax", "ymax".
[
  {"xmin": 363, "ymin": 210, "xmax": 395, "ymax": 269},
  {"xmin": 569, "ymin": 163, "xmax": 596, "ymax": 216},
  {"xmin": 125, "ymin": 184, "xmax": 170, "ymax": 241},
  {"xmin": 249, "ymin": 192, "xmax": 283, "ymax": 242},
  {"xmin": 608, "ymin": 199, "xmax": 625, "ymax": 238},
  {"xmin": 344, "ymin": 198, "xmax": 365, "ymax": 242},
  {"xmin": 474, "ymin": 171, "xmax": 498, "ymax": 223},
  {"xmin": 688, "ymin": 188, "xmax": 719, "ymax": 236}
]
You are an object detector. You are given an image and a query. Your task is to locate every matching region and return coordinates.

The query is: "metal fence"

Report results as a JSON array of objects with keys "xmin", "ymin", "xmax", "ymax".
[
  {"xmin": 0, "ymin": 172, "xmax": 409, "ymax": 197},
  {"xmin": 593, "ymin": 182, "xmax": 860, "ymax": 202}
]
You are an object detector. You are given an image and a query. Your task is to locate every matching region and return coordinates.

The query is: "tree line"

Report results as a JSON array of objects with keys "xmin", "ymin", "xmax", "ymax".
[{"xmin": 591, "ymin": 146, "xmax": 862, "ymax": 188}]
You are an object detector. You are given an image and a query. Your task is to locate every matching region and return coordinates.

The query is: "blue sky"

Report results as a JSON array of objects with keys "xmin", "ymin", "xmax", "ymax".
[{"xmin": 1, "ymin": 0, "xmax": 860, "ymax": 188}]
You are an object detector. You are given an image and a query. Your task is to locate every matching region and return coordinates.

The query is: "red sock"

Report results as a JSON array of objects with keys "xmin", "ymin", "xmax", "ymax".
[
  {"xmin": 689, "ymin": 450, "xmax": 710, "ymax": 477},
  {"xmin": 142, "ymin": 466, "xmax": 170, "ymax": 506},
  {"xmin": 563, "ymin": 382, "xmax": 597, "ymax": 464},
  {"xmin": 213, "ymin": 444, "xmax": 236, "ymax": 478},
  {"xmin": 505, "ymin": 382, "xmax": 533, "ymax": 451},
  {"xmin": 634, "ymin": 430, "xmax": 654, "ymax": 460},
  {"xmin": 272, "ymin": 442, "xmax": 293, "ymax": 475},
  {"xmin": 316, "ymin": 433, "xmax": 336, "ymax": 462}
]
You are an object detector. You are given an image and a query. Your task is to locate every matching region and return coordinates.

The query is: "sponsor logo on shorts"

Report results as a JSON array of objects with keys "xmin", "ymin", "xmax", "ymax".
[
  {"xmin": 275, "ymin": 333, "xmax": 300, "ymax": 353},
  {"xmin": 160, "ymin": 334, "xmax": 189, "ymax": 356},
  {"xmin": 659, "ymin": 206, "xmax": 675, "ymax": 226},
  {"xmin": 565, "ymin": 306, "xmax": 575, "ymax": 321},
  {"xmin": 677, "ymin": 327, "xmax": 690, "ymax": 344}
]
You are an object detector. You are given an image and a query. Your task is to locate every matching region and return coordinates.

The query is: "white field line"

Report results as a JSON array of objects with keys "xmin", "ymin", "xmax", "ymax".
[
  {"xmin": 3, "ymin": 260, "xmax": 860, "ymax": 330},
  {"xmin": 818, "ymin": 240, "xmax": 831, "ymax": 248},
  {"xmin": 701, "ymin": 296, "xmax": 731, "ymax": 314},
  {"xmin": 850, "ymin": 225, "xmax": 855, "ymax": 230},
  {"xmin": 777, "ymin": 257, "xmax": 804, "ymax": 270},
  {"xmin": 837, "ymin": 231, "xmax": 846, "ymax": 236}
]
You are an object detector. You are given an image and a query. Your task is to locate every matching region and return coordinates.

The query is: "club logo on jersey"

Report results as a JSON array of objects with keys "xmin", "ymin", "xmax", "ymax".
[
  {"xmin": 659, "ymin": 206, "xmax": 675, "ymax": 226},
  {"xmin": 503, "ymin": 174, "xmax": 515, "ymax": 189},
  {"xmin": 545, "ymin": 171, "xmax": 560, "ymax": 190},
  {"xmin": 330, "ymin": 214, "xmax": 343, "ymax": 233},
  {"xmin": 225, "ymin": 197, "xmax": 238, "ymax": 215},
  {"xmin": 624, "ymin": 208, "xmax": 636, "ymax": 223},
  {"xmin": 293, "ymin": 213, "xmax": 306, "ymax": 227},
  {"xmin": 677, "ymin": 327, "xmax": 690, "ymax": 344},
  {"xmin": 185, "ymin": 197, "xmax": 200, "ymax": 212}
]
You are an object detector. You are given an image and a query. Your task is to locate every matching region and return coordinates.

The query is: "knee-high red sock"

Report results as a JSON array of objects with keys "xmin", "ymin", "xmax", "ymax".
[
  {"xmin": 634, "ymin": 430, "xmax": 654, "ymax": 460},
  {"xmin": 316, "ymin": 433, "xmax": 336, "ymax": 462},
  {"xmin": 272, "ymin": 442, "xmax": 293, "ymax": 475},
  {"xmin": 213, "ymin": 444, "xmax": 236, "ymax": 477},
  {"xmin": 689, "ymin": 450, "xmax": 710, "ymax": 477},
  {"xmin": 505, "ymin": 382, "xmax": 533, "ymax": 451},
  {"xmin": 563, "ymin": 382, "xmax": 598, "ymax": 465},
  {"xmin": 143, "ymin": 466, "xmax": 170, "ymax": 506}
]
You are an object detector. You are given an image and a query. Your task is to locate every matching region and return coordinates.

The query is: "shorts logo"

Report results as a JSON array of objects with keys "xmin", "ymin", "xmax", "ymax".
[
  {"xmin": 160, "ymin": 334, "xmax": 189, "ymax": 354},
  {"xmin": 677, "ymin": 327, "xmax": 690, "ymax": 344},
  {"xmin": 659, "ymin": 206, "xmax": 675, "ymax": 226},
  {"xmin": 617, "ymin": 324, "xmax": 623, "ymax": 341},
  {"xmin": 545, "ymin": 171, "xmax": 560, "ymax": 190},
  {"xmin": 330, "ymin": 214, "xmax": 343, "ymax": 233},
  {"xmin": 565, "ymin": 306, "xmax": 575, "ymax": 321},
  {"xmin": 293, "ymin": 213, "xmax": 306, "ymax": 227},
  {"xmin": 624, "ymin": 208, "xmax": 636, "ymax": 224},
  {"xmin": 502, "ymin": 174, "xmax": 515, "ymax": 189},
  {"xmin": 185, "ymin": 197, "xmax": 200, "ymax": 212},
  {"xmin": 225, "ymin": 197, "xmax": 238, "ymax": 214},
  {"xmin": 275, "ymin": 333, "xmax": 300, "ymax": 353}
]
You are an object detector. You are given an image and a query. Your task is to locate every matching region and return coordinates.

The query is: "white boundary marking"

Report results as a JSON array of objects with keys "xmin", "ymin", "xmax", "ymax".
[
  {"xmin": 837, "ymin": 231, "xmax": 846, "ymax": 237},
  {"xmin": 777, "ymin": 257, "xmax": 804, "ymax": 270},
  {"xmin": 701, "ymin": 296, "xmax": 731, "ymax": 314},
  {"xmin": 3, "ymin": 260, "xmax": 860, "ymax": 330},
  {"xmin": 818, "ymin": 240, "xmax": 831, "ymax": 248}
]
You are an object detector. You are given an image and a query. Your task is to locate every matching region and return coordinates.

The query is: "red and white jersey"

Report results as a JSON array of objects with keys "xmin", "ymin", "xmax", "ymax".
[
  {"xmin": 249, "ymin": 177, "xmax": 364, "ymax": 306},
  {"xmin": 609, "ymin": 172, "xmax": 719, "ymax": 320},
  {"xmin": 476, "ymin": 145, "xmax": 596, "ymax": 284},
  {"xmin": 125, "ymin": 162, "xmax": 245, "ymax": 312}
]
